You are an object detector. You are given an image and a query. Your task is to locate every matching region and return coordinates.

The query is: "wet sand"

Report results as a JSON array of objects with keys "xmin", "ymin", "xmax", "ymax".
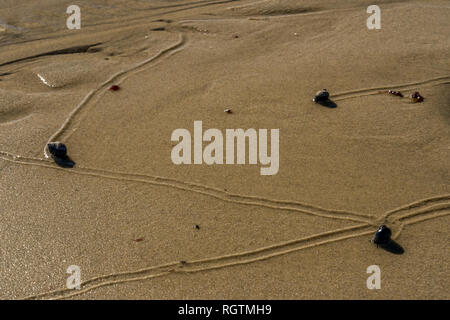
[{"xmin": 0, "ymin": 0, "xmax": 449, "ymax": 299}]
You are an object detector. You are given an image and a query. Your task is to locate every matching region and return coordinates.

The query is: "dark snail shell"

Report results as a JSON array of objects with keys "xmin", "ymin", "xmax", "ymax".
[
  {"xmin": 313, "ymin": 89, "xmax": 329, "ymax": 103},
  {"xmin": 47, "ymin": 142, "xmax": 75, "ymax": 168},
  {"xmin": 373, "ymin": 225, "xmax": 392, "ymax": 245},
  {"xmin": 388, "ymin": 90, "xmax": 403, "ymax": 97},
  {"xmin": 410, "ymin": 91, "xmax": 424, "ymax": 103},
  {"xmin": 48, "ymin": 142, "xmax": 67, "ymax": 158}
]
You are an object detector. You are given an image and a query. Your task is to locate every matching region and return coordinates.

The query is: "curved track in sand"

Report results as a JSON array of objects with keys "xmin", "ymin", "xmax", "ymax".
[
  {"xmin": 1, "ymin": 0, "xmax": 448, "ymax": 300},
  {"xmin": 332, "ymin": 76, "xmax": 450, "ymax": 101},
  {"xmin": 1, "ymin": 151, "xmax": 449, "ymax": 300},
  {"xmin": 43, "ymin": 33, "xmax": 187, "ymax": 158},
  {"xmin": 0, "ymin": 151, "xmax": 375, "ymax": 224},
  {"xmin": 20, "ymin": 203, "xmax": 448, "ymax": 300}
]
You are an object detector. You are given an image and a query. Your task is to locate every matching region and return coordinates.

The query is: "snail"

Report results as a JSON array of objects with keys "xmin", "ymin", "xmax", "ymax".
[
  {"xmin": 313, "ymin": 89, "xmax": 330, "ymax": 103},
  {"xmin": 313, "ymin": 89, "xmax": 337, "ymax": 108},
  {"xmin": 388, "ymin": 90, "xmax": 403, "ymax": 97},
  {"xmin": 410, "ymin": 91, "xmax": 424, "ymax": 103},
  {"xmin": 372, "ymin": 225, "xmax": 392, "ymax": 247},
  {"xmin": 47, "ymin": 142, "xmax": 75, "ymax": 168},
  {"xmin": 109, "ymin": 85, "xmax": 120, "ymax": 91},
  {"xmin": 372, "ymin": 224, "xmax": 405, "ymax": 254},
  {"xmin": 48, "ymin": 142, "xmax": 67, "ymax": 158}
]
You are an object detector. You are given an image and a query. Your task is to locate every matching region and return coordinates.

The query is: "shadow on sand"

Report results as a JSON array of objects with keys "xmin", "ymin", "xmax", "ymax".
[
  {"xmin": 53, "ymin": 155, "xmax": 76, "ymax": 168},
  {"xmin": 380, "ymin": 239, "xmax": 404, "ymax": 255},
  {"xmin": 316, "ymin": 99, "xmax": 337, "ymax": 108}
]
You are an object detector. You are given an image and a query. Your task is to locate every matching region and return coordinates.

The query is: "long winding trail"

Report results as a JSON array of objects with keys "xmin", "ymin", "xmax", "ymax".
[
  {"xmin": 1, "ymin": 150, "xmax": 449, "ymax": 300},
  {"xmin": 0, "ymin": 151, "xmax": 375, "ymax": 224},
  {"xmin": 43, "ymin": 33, "xmax": 187, "ymax": 158},
  {"xmin": 20, "ymin": 201, "xmax": 449, "ymax": 300},
  {"xmin": 331, "ymin": 76, "xmax": 450, "ymax": 101}
]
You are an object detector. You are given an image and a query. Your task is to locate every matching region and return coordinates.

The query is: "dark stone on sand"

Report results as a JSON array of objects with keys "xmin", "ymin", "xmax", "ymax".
[{"xmin": 47, "ymin": 142, "xmax": 75, "ymax": 168}]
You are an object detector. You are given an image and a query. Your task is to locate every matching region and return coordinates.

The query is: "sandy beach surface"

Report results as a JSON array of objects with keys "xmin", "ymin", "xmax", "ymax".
[{"xmin": 0, "ymin": 0, "xmax": 449, "ymax": 299}]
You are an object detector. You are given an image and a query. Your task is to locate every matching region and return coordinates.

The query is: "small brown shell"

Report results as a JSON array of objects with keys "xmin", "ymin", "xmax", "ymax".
[
  {"xmin": 410, "ymin": 91, "xmax": 424, "ymax": 103},
  {"xmin": 388, "ymin": 90, "xmax": 403, "ymax": 97}
]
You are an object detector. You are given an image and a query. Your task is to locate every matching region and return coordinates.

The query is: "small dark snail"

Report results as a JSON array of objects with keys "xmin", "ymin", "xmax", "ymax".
[
  {"xmin": 313, "ymin": 89, "xmax": 330, "ymax": 103},
  {"xmin": 312, "ymin": 89, "xmax": 336, "ymax": 108},
  {"xmin": 388, "ymin": 90, "xmax": 403, "ymax": 97},
  {"xmin": 48, "ymin": 142, "xmax": 67, "ymax": 158},
  {"xmin": 47, "ymin": 142, "xmax": 75, "ymax": 168},
  {"xmin": 410, "ymin": 91, "xmax": 424, "ymax": 103},
  {"xmin": 373, "ymin": 225, "xmax": 392, "ymax": 247},
  {"xmin": 109, "ymin": 85, "xmax": 120, "ymax": 91}
]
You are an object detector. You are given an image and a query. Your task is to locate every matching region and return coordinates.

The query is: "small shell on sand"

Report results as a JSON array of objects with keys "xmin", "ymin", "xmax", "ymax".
[
  {"xmin": 372, "ymin": 224, "xmax": 404, "ymax": 254},
  {"xmin": 410, "ymin": 91, "xmax": 424, "ymax": 103},
  {"xmin": 388, "ymin": 90, "xmax": 403, "ymax": 97},
  {"xmin": 313, "ymin": 89, "xmax": 337, "ymax": 108},
  {"xmin": 373, "ymin": 225, "xmax": 392, "ymax": 245},
  {"xmin": 313, "ymin": 89, "xmax": 329, "ymax": 103},
  {"xmin": 48, "ymin": 142, "xmax": 67, "ymax": 158},
  {"xmin": 224, "ymin": 109, "xmax": 232, "ymax": 113},
  {"xmin": 47, "ymin": 142, "xmax": 75, "ymax": 168},
  {"xmin": 109, "ymin": 85, "xmax": 120, "ymax": 91}
]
